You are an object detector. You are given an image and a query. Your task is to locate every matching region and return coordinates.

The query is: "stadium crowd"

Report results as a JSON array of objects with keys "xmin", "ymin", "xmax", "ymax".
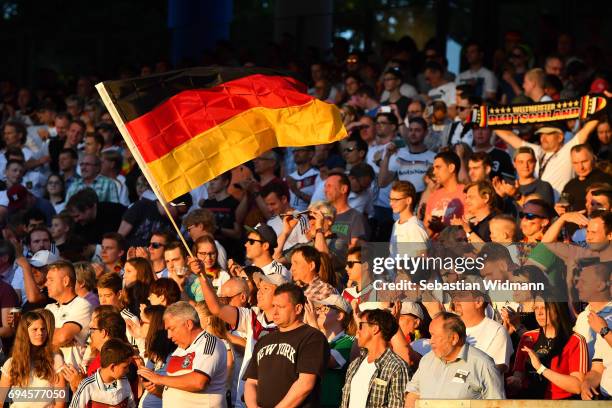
[{"xmin": 0, "ymin": 29, "xmax": 611, "ymax": 408}]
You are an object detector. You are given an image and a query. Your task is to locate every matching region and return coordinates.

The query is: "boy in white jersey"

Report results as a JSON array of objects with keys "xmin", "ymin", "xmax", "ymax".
[{"xmin": 70, "ymin": 339, "xmax": 136, "ymax": 408}]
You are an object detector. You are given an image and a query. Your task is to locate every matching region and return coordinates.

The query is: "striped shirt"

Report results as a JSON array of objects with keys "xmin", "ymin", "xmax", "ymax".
[{"xmin": 70, "ymin": 369, "xmax": 135, "ymax": 408}]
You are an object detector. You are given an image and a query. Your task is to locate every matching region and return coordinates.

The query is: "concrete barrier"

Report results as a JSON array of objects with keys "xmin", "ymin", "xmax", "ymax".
[{"xmin": 417, "ymin": 401, "xmax": 609, "ymax": 408}]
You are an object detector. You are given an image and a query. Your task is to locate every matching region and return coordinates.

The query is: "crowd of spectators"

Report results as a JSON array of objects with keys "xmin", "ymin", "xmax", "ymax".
[{"xmin": 0, "ymin": 29, "xmax": 611, "ymax": 407}]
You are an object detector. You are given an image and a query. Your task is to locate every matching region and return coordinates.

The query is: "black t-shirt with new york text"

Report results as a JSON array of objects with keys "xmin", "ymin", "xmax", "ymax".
[{"xmin": 244, "ymin": 323, "xmax": 330, "ymax": 408}]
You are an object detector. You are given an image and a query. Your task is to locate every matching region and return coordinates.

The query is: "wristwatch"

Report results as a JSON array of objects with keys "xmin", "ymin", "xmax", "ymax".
[{"xmin": 600, "ymin": 326, "xmax": 611, "ymax": 338}]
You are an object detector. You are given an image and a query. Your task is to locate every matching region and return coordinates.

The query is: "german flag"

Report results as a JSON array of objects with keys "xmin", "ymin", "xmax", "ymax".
[{"xmin": 96, "ymin": 67, "xmax": 347, "ymax": 202}]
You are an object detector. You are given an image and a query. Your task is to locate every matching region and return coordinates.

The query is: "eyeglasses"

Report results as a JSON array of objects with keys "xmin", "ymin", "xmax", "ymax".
[
  {"xmin": 198, "ymin": 251, "xmax": 217, "ymax": 258},
  {"xmin": 346, "ymin": 260, "xmax": 362, "ymax": 268},
  {"xmin": 89, "ymin": 327, "xmax": 103, "ymax": 334},
  {"xmin": 315, "ymin": 305, "xmax": 330, "ymax": 314},
  {"xmin": 519, "ymin": 212, "xmax": 545, "ymax": 220},
  {"xmin": 148, "ymin": 242, "xmax": 164, "ymax": 249},
  {"xmin": 246, "ymin": 238, "xmax": 264, "ymax": 245},
  {"xmin": 343, "ymin": 147, "xmax": 357, "ymax": 153}
]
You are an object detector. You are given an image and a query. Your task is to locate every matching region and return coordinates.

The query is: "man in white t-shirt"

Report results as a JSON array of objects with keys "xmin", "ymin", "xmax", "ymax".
[
  {"xmin": 389, "ymin": 181, "xmax": 429, "ymax": 259},
  {"xmin": 379, "ymin": 117, "xmax": 436, "ymax": 194},
  {"xmin": 452, "ymin": 288, "xmax": 513, "ymax": 373},
  {"xmin": 456, "ymin": 42, "xmax": 498, "ymax": 100},
  {"xmin": 137, "ymin": 301, "xmax": 227, "ymax": 408},
  {"xmin": 495, "ymin": 120, "xmax": 600, "ymax": 200},
  {"xmin": 261, "ymin": 182, "xmax": 309, "ymax": 254},
  {"xmin": 367, "ymin": 112, "xmax": 398, "ymax": 240},
  {"xmin": 45, "ymin": 261, "xmax": 93, "ymax": 368}
]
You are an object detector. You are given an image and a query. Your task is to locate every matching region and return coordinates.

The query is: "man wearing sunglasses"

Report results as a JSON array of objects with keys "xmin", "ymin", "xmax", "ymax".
[
  {"xmin": 148, "ymin": 230, "xmax": 170, "ymax": 279},
  {"xmin": 341, "ymin": 308, "xmax": 409, "ymax": 408},
  {"xmin": 245, "ymin": 223, "xmax": 291, "ymax": 281},
  {"xmin": 519, "ymin": 199, "xmax": 553, "ymax": 243}
]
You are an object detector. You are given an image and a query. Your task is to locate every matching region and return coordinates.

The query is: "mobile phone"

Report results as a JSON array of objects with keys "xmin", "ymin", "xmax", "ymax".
[{"xmin": 380, "ymin": 106, "xmax": 392, "ymax": 113}]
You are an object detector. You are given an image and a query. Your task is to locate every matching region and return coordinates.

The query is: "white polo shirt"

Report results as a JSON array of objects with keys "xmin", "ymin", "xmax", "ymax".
[{"xmin": 46, "ymin": 296, "xmax": 93, "ymax": 368}]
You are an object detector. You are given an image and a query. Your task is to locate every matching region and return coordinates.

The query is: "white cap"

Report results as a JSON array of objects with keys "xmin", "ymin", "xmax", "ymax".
[
  {"xmin": 314, "ymin": 294, "xmax": 352, "ymax": 314},
  {"xmin": 400, "ymin": 301, "xmax": 424, "ymax": 320},
  {"xmin": 253, "ymin": 272, "xmax": 288, "ymax": 287},
  {"xmin": 29, "ymin": 250, "xmax": 60, "ymax": 268},
  {"xmin": 358, "ymin": 301, "xmax": 392, "ymax": 312}
]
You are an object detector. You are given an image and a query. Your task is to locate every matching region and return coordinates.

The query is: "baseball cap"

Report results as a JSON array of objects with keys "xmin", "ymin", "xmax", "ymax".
[
  {"xmin": 314, "ymin": 294, "xmax": 352, "ymax": 314},
  {"xmin": 245, "ymin": 223, "xmax": 277, "ymax": 249},
  {"xmin": 400, "ymin": 302, "xmax": 424, "ymax": 320},
  {"xmin": 7, "ymin": 184, "xmax": 30, "ymax": 212},
  {"xmin": 535, "ymin": 126, "xmax": 563, "ymax": 135},
  {"xmin": 29, "ymin": 250, "xmax": 61, "ymax": 268},
  {"xmin": 253, "ymin": 272, "xmax": 288, "ymax": 287}
]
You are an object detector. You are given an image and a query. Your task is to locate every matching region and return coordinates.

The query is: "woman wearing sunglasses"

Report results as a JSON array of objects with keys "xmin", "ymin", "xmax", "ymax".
[{"xmin": 0, "ymin": 311, "xmax": 66, "ymax": 407}]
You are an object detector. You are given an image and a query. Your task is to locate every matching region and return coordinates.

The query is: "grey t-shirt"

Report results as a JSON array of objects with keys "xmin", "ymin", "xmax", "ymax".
[{"xmin": 329, "ymin": 208, "xmax": 369, "ymax": 260}]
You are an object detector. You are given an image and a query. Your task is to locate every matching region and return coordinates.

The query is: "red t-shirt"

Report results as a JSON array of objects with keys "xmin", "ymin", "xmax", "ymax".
[
  {"xmin": 425, "ymin": 184, "xmax": 466, "ymax": 225},
  {"xmin": 513, "ymin": 329, "xmax": 588, "ymax": 399}
]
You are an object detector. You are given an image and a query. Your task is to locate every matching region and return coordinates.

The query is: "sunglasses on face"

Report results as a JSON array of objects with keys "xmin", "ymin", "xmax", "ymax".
[
  {"xmin": 519, "ymin": 212, "xmax": 545, "ymax": 220},
  {"xmin": 246, "ymin": 238, "xmax": 264, "ymax": 245},
  {"xmin": 149, "ymin": 242, "xmax": 164, "ymax": 249},
  {"xmin": 346, "ymin": 260, "xmax": 362, "ymax": 268},
  {"xmin": 343, "ymin": 147, "xmax": 357, "ymax": 153}
]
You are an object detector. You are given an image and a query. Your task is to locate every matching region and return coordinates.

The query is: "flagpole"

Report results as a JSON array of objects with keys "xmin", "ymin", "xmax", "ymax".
[{"xmin": 95, "ymin": 83, "xmax": 194, "ymax": 258}]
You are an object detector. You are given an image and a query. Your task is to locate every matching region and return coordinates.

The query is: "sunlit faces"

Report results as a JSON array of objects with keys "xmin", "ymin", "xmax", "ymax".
[
  {"xmin": 429, "ymin": 316, "xmax": 459, "ymax": 360},
  {"xmin": 538, "ymin": 131, "xmax": 563, "ymax": 152},
  {"xmin": 464, "ymin": 185, "xmax": 490, "ymax": 214},
  {"xmin": 27, "ymin": 318, "xmax": 48, "ymax": 347},
  {"xmin": 256, "ymin": 281, "xmax": 276, "ymax": 310},
  {"xmin": 164, "ymin": 247, "xmax": 187, "ymax": 275},
  {"xmin": 45, "ymin": 267, "xmax": 68, "ymax": 300},
  {"xmin": 97, "ymin": 287, "xmax": 121, "ymax": 307},
  {"xmin": 195, "ymin": 241, "xmax": 218, "ymax": 270},
  {"xmin": 513, "ymin": 152, "xmax": 536, "ymax": 179},
  {"xmin": 570, "ymin": 149, "xmax": 594, "ymax": 179},
  {"xmin": 101, "ymin": 238, "xmax": 124, "ymax": 266},
  {"xmin": 432, "ymin": 158, "xmax": 454, "ymax": 186},
  {"xmin": 271, "ymin": 292, "xmax": 302, "ymax": 329}
]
